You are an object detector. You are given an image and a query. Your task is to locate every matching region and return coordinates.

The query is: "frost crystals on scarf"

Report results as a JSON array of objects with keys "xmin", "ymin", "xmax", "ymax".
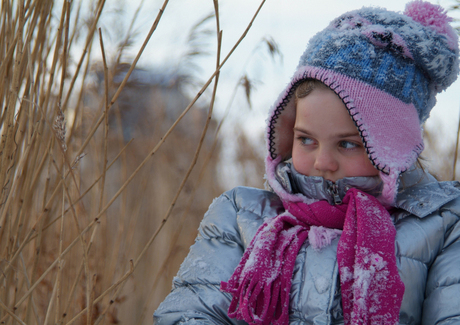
[{"xmin": 220, "ymin": 188, "xmax": 404, "ymax": 325}]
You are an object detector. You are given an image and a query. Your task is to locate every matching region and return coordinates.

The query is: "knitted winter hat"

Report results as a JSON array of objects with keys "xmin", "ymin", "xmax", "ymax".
[{"xmin": 266, "ymin": 1, "xmax": 459, "ymax": 205}]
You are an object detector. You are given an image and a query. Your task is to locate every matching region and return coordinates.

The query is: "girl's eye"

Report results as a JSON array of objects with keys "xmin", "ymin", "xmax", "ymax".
[
  {"xmin": 300, "ymin": 137, "xmax": 315, "ymax": 146},
  {"xmin": 339, "ymin": 141, "xmax": 359, "ymax": 149}
]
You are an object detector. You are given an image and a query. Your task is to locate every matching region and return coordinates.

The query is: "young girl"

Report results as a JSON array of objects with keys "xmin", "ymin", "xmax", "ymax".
[{"xmin": 154, "ymin": 1, "xmax": 460, "ymax": 324}]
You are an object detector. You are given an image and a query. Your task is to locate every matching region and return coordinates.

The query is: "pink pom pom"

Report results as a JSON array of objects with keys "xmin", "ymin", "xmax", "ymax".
[{"xmin": 404, "ymin": 0, "xmax": 457, "ymax": 50}]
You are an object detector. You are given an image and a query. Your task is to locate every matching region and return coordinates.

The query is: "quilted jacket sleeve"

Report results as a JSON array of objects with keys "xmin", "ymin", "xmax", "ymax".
[
  {"xmin": 422, "ymin": 197, "xmax": 460, "ymax": 324},
  {"xmin": 153, "ymin": 189, "xmax": 249, "ymax": 325}
]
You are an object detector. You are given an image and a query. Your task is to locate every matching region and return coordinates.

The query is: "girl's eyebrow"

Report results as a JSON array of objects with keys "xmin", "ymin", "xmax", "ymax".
[
  {"xmin": 293, "ymin": 127, "xmax": 360, "ymax": 138},
  {"xmin": 293, "ymin": 127, "xmax": 309, "ymax": 134},
  {"xmin": 335, "ymin": 131, "xmax": 361, "ymax": 138}
]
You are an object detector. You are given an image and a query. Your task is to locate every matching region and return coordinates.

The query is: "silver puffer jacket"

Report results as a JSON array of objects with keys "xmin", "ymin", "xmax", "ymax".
[{"xmin": 154, "ymin": 165, "xmax": 460, "ymax": 324}]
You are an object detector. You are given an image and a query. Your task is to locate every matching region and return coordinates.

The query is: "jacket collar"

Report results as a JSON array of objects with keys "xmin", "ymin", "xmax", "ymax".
[
  {"xmin": 394, "ymin": 168, "xmax": 460, "ymax": 218},
  {"xmin": 275, "ymin": 162, "xmax": 460, "ymax": 218}
]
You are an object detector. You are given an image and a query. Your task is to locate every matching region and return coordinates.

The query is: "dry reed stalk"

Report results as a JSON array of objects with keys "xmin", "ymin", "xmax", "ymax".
[
  {"xmin": 92, "ymin": 27, "xmax": 110, "ymax": 325},
  {"xmin": 87, "ymin": 273, "xmax": 97, "ymax": 325},
  {"xmin": 0, "ymin": 131, "xmax": 41, "ymax": 321},
  {"xmin": 144, "ymin": 94, "xmax": 229, "ymax": 311},
  {"xmin": 60, "ymin": 221, "xmax": 100, "ymax": 324},
  {"xmin": 51, "ymin": 156, "xmax": 96, "ymax": 325},
  {"xmin": 66, "ymin": 40, "xmax": 94, "ymax": 144},
  {"xmin": 114, "ymin": 0, "xmax": 146, "ymax": 68},
  {"xmin": 64, "ymin": 260, "xmax": 134, "ymax": 325},
  {"xmin": 65, "ymin": 0, "xmax": 265, "ymax": 320},
  {"xmin": 97, "ymin": 28, "xmax": 109, "ymax": 214},
  {"xmin": 115, "ymin": 174, "xmax": 147, "ymax": 267},
  {"xmin": 0, "ymin": 1, "xmax": 25, "ymax": 208},
  {"xmin": 62, "ymin": 0, "xmax": 106, "ymax": 114},
  {"xmin": 72, "ymin": 0, "xmax": 170, "ymax": 160},
  {"xmin": 2, "ymin": 93, "xmax": 90, "ymax": 296},
  {"xmin": 0, "ymin": 299, "xmax": 27, "ymax": 325},
  {"xmin": 144, "ymin": 19, "xmax": 280, "ymax": 317},
  {"xmin": 19, "ymin": 251, "xmax": 41, "ymax": 325},
  {"xmin": 0, "ymin": 123, "xmax": 39, "ymax": 233},
  {"xmin": 55, "ymin": 36, "xmax": 69, "ymax": 316},
  {"xmin": 49, "ymin": 156, "xmax": 90, "ymax": 323},
  {"xmin": 106, "ymin": 2, "xmax": 269, "ymax": 319},
  {"xmin": 1, "ymin": 1, "xmax": 60, "ymax": 322},
  {"xmin": 85, "ymin": 0, "xmax": 267, "ymax": 245},
  {"xmin": 21, "ymin": 138, "xmax": 132, "ymax": 250},
  {"xmin": 9, "ymin": 173, "xmax": 85, "ymax": 321},
  {"xmin": 130, "ymin": 0, "xmax": 267, "ymax": 268},
  {"xmin": 137, "ymin": 14, "xmax": 242, "ymax": 323},
  {"xmin": 144, "ymin": 94, "xmax": 263, "ymax": 315},
  {"xmin": 104, "ymin": 109, "xmax": 130, "ymax": 287},
  {"xmin": 66, "ymin": 1, "xmax": 83, "ymax": 56},
  {"xmin": 40, "ymin": 1, "xmax": 66, "ymax": 119},
  {"xmin": 57, "ymin": 0, "xmax": 71, "ymax": 107},
  {"xmin": 12, "ymin": 215, "xmax": 93, "ymax": 310},
  {"xmin": 43, "ymin": 270, "xmax": 59, "ymax": 325}
]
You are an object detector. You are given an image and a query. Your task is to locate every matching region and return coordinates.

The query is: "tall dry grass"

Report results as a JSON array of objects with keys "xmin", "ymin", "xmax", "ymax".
[{"xmin": 0, "ymin": 0, "xmax": 269, "ymax": 324}]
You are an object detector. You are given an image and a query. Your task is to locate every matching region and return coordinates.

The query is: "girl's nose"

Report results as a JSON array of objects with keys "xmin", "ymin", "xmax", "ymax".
[{"xmin": 314, "ymin": 147, "xmax": 339, "ymax": 173}]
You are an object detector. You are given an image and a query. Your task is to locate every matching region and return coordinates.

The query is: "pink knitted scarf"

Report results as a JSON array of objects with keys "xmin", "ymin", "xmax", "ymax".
[{"xmin": 220, "ymin": 188, "xmax": 404, "ymax": 325}]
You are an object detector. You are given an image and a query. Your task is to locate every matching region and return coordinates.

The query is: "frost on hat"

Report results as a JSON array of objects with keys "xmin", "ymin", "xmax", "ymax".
[{"xmin": 265, "ymin": 1, "xmax": 459, "ymax": 205}]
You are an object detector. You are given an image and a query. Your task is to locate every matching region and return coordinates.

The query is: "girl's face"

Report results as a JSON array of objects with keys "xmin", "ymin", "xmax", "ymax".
[{"xmin": 292, "ymin": 86, "xmax": 379, "ymax": 182}]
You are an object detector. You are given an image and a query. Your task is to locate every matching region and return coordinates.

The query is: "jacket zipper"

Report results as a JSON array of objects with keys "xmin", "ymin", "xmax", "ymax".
[{"xmin": 330, "ymin": 183, "xmax": 342, "ymax": 205}]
